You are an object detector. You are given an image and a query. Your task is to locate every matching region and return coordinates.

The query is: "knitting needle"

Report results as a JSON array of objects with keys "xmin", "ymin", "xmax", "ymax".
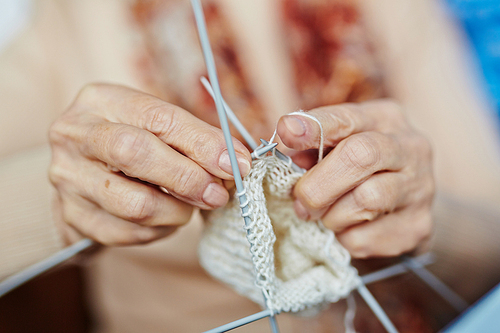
[
  {"xmin": 203, "ymin": 309, "xmax": 272, "ymax": 333},
  {"xmin": 251, "ymin": 142, "xmax": 278, "ymax": 159},
  {"xmin": 190, "ymin": 1, "xmax": 279, "ymax": 332},
  {"xmin": 202, "ymin": 71, "xmax": 397, "ymax": 333},
  {"xmin": 357, "ymin": 284, "xmax": 398, "ymax": 333},
  {"xmin": 202, "ymin": 254, "xmax": 436, "ymax": 332},
  {"xmin": 361, "ymin": 253, "xmax": 435, "ymax": 285},
  {"xmin": 200, "ymin": 77, "xmax": 306, "ymax": 174},
  {"xmin": 0, "ymin": 238, "xmax": 93, "ymax": 297},
  {"xmin": 201, "ymin": 80, "xmax": 454, "ymax": 311},
  {"xmin": 403, "ymin": 256, "xmax": 468, "ymax": 312},
  {"xmin": 260, "ymin": 139, "xmax": 306, "ymax": 174},
  {"xmin": 200, "ymin": 77, "xmax": 258, "ymax": 150}
]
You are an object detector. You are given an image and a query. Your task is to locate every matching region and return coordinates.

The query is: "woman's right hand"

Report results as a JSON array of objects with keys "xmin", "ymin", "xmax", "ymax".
[{"xmin": 49, "ymin": 83, "xmax": 251, "ymax": 245}]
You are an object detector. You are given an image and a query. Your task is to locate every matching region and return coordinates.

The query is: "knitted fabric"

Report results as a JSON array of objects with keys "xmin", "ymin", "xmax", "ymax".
[{"xmin": 199, "ymin": 155, "xmax": 360, "ymax": 314}]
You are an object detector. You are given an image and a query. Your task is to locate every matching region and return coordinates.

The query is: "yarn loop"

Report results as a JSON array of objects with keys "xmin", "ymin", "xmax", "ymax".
[{"xmin": 199, "ymin": 154, "xmax": 360, "ymax": 314}]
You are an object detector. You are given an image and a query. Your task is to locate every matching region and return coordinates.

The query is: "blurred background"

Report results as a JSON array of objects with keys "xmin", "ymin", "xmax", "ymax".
[{"xmin": 1, "ymin": 0, "xmax": 500, "ymax": 332}]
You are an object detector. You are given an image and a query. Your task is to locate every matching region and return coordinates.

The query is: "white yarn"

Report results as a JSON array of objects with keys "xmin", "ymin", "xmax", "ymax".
[
  {"xmin": 198, "ymin": 154, "xmax": 360, "ymax": 314},
  {"xmin": 344, "ymin": 294, "xmax": 357, "ymax": 333},
  {"xmin": 288, "ymin": 110, "xmax": 325, "ymax": 162}
]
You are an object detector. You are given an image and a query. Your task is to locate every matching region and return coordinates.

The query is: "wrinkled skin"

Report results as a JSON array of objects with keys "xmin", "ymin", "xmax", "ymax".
[
  {"xmin": 277, "ymin": 101, "xmax": 434, "ymax": 257},
  {"xmin": 49, "ymin": 84, "xmax": 251, "ymax": 245},
  {"xmin": 49, "ymin": 84, "xmax": 434, "ymax": 257}
]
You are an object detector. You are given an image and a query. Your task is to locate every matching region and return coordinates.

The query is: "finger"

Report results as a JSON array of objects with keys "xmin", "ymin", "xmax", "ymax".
[
  {"xmin": 83, "ymin": 122, "xmax": 229, "ymax": 209},
  {"xmin": 294, "ymin": 132, "xmax": 406, "ymax": 220},
  {"xmin": 323, "ymin": 172, "xmax": 407, "ymax": 232},
  {"xmin": 277, "ymin": 100, "xmax": 403, "ymax": 151},
  {"xmin": 60, "ymin": 194, "xmax": 176, "ymax": 245},
  {"xmin": 336, "ymin": 207, "xmax": 433, "ymax": 259},
  {"xmin": 52, "ymin": 193, "xmax": 86, "ymax": 245},
  {"xmin": 289, "ymin": 150, "xmax": 320, "ymax": 170},
  {"xmin": 77, "ymin": 84, "xmax": 251, "ymax": 178},
  {"xmin": 77, "ymin": 163, "xmax": 193, "ymax": 227}
]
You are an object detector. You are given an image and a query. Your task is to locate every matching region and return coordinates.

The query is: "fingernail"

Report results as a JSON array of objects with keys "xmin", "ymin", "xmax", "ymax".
[
  {"xmin": 203, "ymin": 183, "xmax": 229, "ymax": 207},
  {"xmin": 218, "ymin": 151, "xmax": 232, "ymax": 174},
  {"xmin": 284, "ymin": 116, "xmax": 306, "ymax": 136},
  {"xmin": 219, "ymin": 151, "xmax": 251, "ymax": 176},
  {"xmin": 237, "ymin": 154, "xmax": 251, "ymax": 176},
  {"xmin": 294, "ymin": 199, "xmax": 310, "ymax": 220}
]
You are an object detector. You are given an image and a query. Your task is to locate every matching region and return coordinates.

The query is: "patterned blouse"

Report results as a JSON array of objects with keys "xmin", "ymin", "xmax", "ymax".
[{"xmin": 129, "ymin": 0, "xmax": 384, "ymax": 144}]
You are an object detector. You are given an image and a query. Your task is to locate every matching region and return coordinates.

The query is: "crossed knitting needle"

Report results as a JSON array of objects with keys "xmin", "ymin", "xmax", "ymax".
[
  {"xmin": 192, "ymin": 1, "xmax": 467, "ymax": 332},
  {"xmin": 0, "ymin": 2, "xmax": 469, "ymax": 332}
]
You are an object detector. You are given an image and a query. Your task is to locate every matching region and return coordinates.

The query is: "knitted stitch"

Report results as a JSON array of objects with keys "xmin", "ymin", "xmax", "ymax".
[{"xmin": 199, "ymin": 155, "xmax": 360, "ymax": 314}]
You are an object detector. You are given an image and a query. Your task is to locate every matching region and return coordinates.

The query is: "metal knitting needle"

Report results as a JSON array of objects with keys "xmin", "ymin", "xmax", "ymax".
[
  {"xmin": 251, "ymin": 142, "xmax": 278, "ymax": 159},
  {"xmin": 201, "ymin": 76, "xmax": 259, "ymax": 150},
  {"xmin": 260, "ymin": 139, "xmax": 306, "ymax": 174},
  {"xmin": 202, "ymin": 74, "xmax": 396, "ymax": 332},
  {"xmin": 403, "ymin": 256, "xmax": 468, "ymax": 312},
  {"xmin": 362, "ymin": 253, "xmax": 435, "ymax": 285},
  {"xmin": 200, "ymin": 77, "xmax": 306, "ymax": 174},
  {"xmin": 203, "ymin": 309, "xmax": 272, "ymax": 333},
  {"xmin": 0, "ymin": 238, "xmax": 93, "ymax": 297},
  {"xmin": 190, "ymin": 1, "xmax": 279, "ymax": 332},
  {"xmin": 201, "ymin": 81, "xmax": 463, "ymax": 312},
  {"xmin": 357, "ymin": 284, "xmax": 398, "ymax": 333},
  {"xmin": 204, "ymin": 253, "xmax": 435, "ymax": 333}
]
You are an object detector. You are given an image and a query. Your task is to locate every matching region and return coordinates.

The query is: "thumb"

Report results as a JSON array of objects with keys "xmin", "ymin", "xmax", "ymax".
[
  {"xmin": 277, "ymin": 111, "xmax": 323, "ymax": 151},
  {"xmin": 277, "ymin": 104, "xmax": 372, "ymax": 151}
]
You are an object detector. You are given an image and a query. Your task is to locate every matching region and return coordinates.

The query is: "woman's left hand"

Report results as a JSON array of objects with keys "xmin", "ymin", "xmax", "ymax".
[{"xmin": 277, "ymin": 100, "xmax": 434, "ymax": 258}]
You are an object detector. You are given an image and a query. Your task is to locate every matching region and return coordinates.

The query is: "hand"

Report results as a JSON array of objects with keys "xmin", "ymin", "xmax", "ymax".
[
  {"xmin": 49, "ymin": 83, "xmax": 251, "ymax": 245},
  {"xmin": 277, "ymin": 100, "xmax": 434, "ymax": 258}
]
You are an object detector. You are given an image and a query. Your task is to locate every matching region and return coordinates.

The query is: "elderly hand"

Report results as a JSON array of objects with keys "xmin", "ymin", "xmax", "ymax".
[
  {"xmin": 277, "ymin": 100, "xmax": 434, "ymax": 258},
  {"xmin": 49, "ymin": 83, "xmax": 251, "ymax": 245}
]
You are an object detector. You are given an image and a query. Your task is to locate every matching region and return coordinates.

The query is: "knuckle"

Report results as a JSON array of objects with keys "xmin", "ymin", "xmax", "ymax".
[
  {"xmin": 296, "ymin": 182, "xmax": 325, "ymax": 210},
  {"xmin": 48, "ymin": 164, "xmax": 64, "ymax": 186},
  {"xmin": 340, "ymin": 134, "xmax": 380, "ymax": 170},
  {"xmin": 376, "ymin": 99, "xmax": 403, "ymax": 119},
  {"xmin": 191, "ymin": 130, "xmax": 220, "ymax": 161},
  {"xmin": 48, "ymin": 120, "xmax": 65, "ymax": 145},
  {"xmin": 383, "ymin": 246, "xmax": 405, "ymax": 258},
  {"xmin": 48, "ymin": 162, "xmax": 74, "ymax": 189},
  {"xmin": 344, "ymin": 239, "xmax": 370, "ymax": 259},
  {"xmin": 94, "ymin": 226, "xmax": 129, "ymax": 246},
  {"xmin": 415, "ymin": 212, "xmax": 433, "ymax": 243},
  {"xmin": 142, "ymin": 103, "xmax": 179, "ymax": 137},
  {"xmin": 358, "ymin": 209, "xmax": 379, "ymax": 222},
  {"xmin": 77, "ymin": 83, "xmax": 105, "ymax": 104},
  {"xmin": 327, "ymin": 105, "xmax": 357, "ymax": 133},
  {"xmin": 60, "ymin": 205, "xmax": 74, "ymax": 225},
  {"xmin": 171, "ymin": 166, "xmax": 204, "ymax": 198},
  {"xmin": 109, "ymin": 129, "xmax": 151, "ymax": 171},
  {"xmin": 382, "ymin": 99, "xmax": 402, "ymax": 115},
  {"xmin": 49, "ymin": 114, "xmax": 78, "ymax": 145},
  {"xmin": 353, "ymin": 182, "xmax": 385, "ymax": 212},
  {"xmin": 115, "ymin": 232, "xmax": 149, "ymax": 245},
  {"xmin": 122, "ymin": 191, "xmax": 156, "ymax": 222},
  {"xmin": 92, "ymin": 219, "xmax": 139, "ymax": 246},
  {"xmin": 339, "ymin": 231, "xmax": 370, "ymax": 258},
  {"xmin": 376, "ymin": 99, "xmax": 407, "ymax": 128}
]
